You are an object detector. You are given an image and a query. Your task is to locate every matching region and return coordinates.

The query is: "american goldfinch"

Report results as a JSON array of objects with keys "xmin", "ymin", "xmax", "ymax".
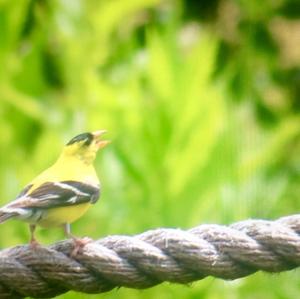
[{"xmin": 0, "ymin": 130, "xmax": 109, "ymax": 249}]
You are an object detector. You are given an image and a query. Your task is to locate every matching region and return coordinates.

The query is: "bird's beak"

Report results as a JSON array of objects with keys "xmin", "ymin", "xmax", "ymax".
[{"xmin": 92, "ymin": 130, "xmax": 110, "ymax": 149}]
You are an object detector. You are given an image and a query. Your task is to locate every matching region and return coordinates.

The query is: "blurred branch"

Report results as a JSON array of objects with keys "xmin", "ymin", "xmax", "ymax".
[{"xmin": 0, "ymin": 214, "xmax": 299, "ymax": 298}]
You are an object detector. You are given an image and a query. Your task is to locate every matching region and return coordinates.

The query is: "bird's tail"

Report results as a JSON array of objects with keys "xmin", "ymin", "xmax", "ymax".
[{"xmin": 0, "ymin": 210, "xmax": 18, "ymax": 223}]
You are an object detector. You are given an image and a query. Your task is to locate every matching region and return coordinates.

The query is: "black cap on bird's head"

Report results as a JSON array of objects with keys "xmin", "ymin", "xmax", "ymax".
[
  {"xmin": 62, "ymin": 130, "xmax": 110, "ymax": 163},
  {"xmin": 66, "ymin": 132, "xmax": 94, "ymax": 146},
  {"xmin": 66, "ymin": 130, "xmax": 109, "ymax": 148}
]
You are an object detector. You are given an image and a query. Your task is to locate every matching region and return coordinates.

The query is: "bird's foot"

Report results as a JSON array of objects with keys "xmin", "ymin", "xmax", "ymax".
[
  {"xmin": 29, "ymin": 239, "xmax": 40, "ymax": 249},
  {"xmin": 71, "ymin": 237, "xmax": 93, "ymax": 256}
]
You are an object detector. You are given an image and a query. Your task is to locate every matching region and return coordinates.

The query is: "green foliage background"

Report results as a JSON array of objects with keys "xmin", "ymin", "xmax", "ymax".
[{"xmin": 0, "ymin": 0, "xmax": 299, "ymax": 298}]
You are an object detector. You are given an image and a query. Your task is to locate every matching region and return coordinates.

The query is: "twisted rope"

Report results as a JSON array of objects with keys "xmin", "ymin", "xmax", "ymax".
[{"xmin": 0, "ymin": 214, "xmax": 299, "ymax": 298}]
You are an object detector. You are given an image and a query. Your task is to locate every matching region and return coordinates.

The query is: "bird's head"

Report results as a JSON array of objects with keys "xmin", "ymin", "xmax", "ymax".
[{"xmin": 62, "ymin": 130, "xmax": 110, "ymax": 164}]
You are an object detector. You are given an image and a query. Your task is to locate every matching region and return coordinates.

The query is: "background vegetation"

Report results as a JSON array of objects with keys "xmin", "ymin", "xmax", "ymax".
[{"xmin": 0, "ymin": 0, "xmax": 299, "ymax": 298}]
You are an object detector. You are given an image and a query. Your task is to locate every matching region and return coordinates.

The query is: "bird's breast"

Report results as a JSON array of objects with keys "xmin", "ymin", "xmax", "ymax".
[{"xmin": 37, "ymin": 203, "xmax": 91, "ymax": 227}]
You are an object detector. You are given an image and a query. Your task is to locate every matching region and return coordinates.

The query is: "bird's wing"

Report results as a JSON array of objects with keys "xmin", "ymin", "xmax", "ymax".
[
  {"xmin": 8, "ymin": 180, "xmax": 100, "ymax": 209},
  {"xmin": 16, "ymin": 184, "xmax": 33, "ymax": 198}
]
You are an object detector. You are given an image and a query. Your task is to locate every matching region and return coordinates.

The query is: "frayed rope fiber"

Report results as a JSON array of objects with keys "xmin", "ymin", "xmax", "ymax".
[{"xmin": 0, "ymin": 214, "xmax": 299, "ymax": 298}]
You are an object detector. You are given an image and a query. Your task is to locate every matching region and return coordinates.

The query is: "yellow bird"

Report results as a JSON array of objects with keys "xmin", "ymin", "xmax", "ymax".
[{"xmin": 0, "ymin": 130, "xmax": 109, "ymax": 249}]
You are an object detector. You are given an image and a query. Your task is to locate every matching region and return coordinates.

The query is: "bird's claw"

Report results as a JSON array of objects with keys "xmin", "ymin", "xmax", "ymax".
[
  {"xmin": 29, "ymin": 239, "xmax": 40, "ymax": 249},
  {"xmin": 71, "ymin": 237, "xmax": 93, "ymax": 256}
]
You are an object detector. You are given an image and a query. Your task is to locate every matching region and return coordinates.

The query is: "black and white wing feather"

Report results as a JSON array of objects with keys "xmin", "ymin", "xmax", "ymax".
[{"xmin": 8, "ymin": 180, "xmax": 100, "ymax": 210}]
